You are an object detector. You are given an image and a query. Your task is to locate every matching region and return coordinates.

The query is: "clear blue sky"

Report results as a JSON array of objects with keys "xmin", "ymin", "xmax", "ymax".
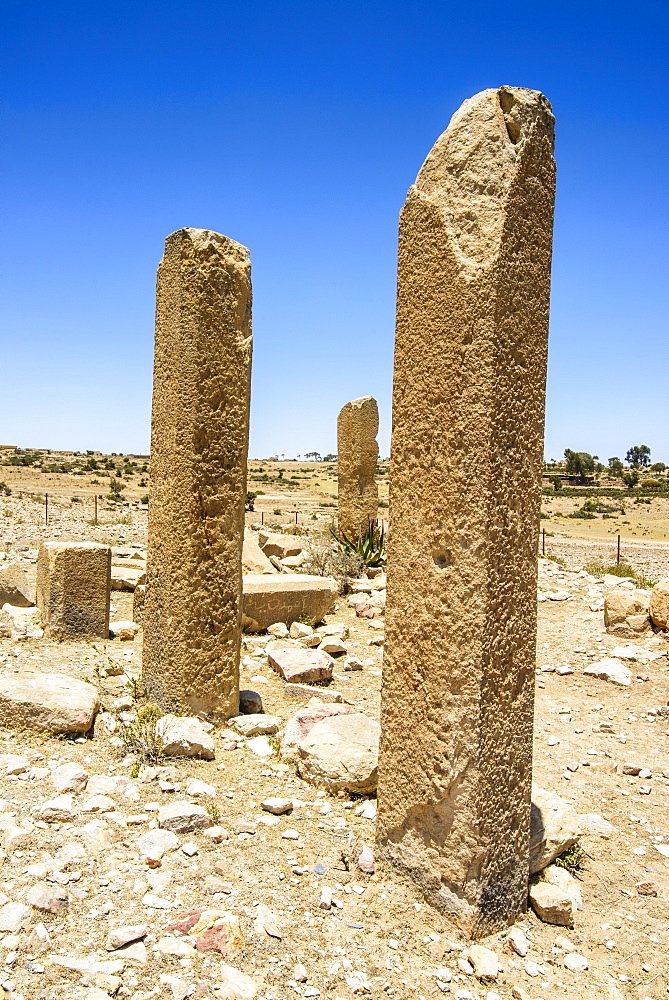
[{"xmin": 2, "ymin": 1, "xmax": 667, "ymax": 463}]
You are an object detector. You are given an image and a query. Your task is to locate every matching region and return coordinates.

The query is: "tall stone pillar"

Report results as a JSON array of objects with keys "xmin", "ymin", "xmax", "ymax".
[
  {"xmin": 142, "ymin": 228, "xmax": 252, "ymax": 719},
  {"xmin": 337, "ymin": 396, "xmax": 379, "ymax": 539},
  {"xmin": 376, "ymin": 88, "xmax": 555, "ymax": 937}
]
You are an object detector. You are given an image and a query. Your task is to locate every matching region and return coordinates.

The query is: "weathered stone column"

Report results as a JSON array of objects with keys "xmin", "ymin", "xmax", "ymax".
[
  {"xmin": 337, "ymin": 396, "xmax": 379, "ymax": 538},
  {"xmin": 142, "ymin": 228, "xmax": 252, "ymax": 719},
  {"xmin": 376, "ymin": 87, "xmax": 555, "ymax": 937}
]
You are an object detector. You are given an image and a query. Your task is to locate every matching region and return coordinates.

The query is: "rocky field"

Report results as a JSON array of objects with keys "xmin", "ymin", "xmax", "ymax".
[{"xmin": 1, "ymin": 493, "xmax": 669, "ymax": 1000}]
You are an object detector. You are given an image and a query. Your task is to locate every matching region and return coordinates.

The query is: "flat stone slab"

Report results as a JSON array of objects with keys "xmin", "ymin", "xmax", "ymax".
[
  {"xmin": 229, "ymin": 714, "xmax": 281, "ymax": 737},
  {"xmin": 157, "ymin": 801, "xmax": 213, "ymax": 834},
  {"xmin": 283, "ymin": 683, "xmax": 345, "ymax": 703},
  {"xmin": 242, "ymin": 574, "xmax": 337, "ymax": 631},
  {"xmin": 583, "ymin": 657, "xmax": 632, "ymax": 687},
  {"xmin": 268, "ymin": 648, "xmax": 334, "ymax": 685},
  {"xmin": 111, "ymin": 566, "xmax": 144, "ymax": 591},
  {"xmin": 0, "ymin": 672, "xmax": 99, "ymax": 733}
]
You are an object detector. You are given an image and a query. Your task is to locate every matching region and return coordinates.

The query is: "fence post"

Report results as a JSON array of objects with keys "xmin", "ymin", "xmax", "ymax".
[
  {"xmin": 94, "ymin": 494, "xmax": 98, "ymax": 525},
  {"xmin": 617, "ymin": 533, "xmax": 621, "ymax": 566},
  {"xmin": 261, "ymin": 510, "xmax": 264, "ymax": 525},
  {"xmin": 542, "ymin": 528, "xmax": 545, "ymax": 555},
  {"xmin": 295, "ymin": 511, "xmax": 298, "ymax": 525},
  {"xmin": 45, "ymin": 493, "xmax": 48, "ymax": 526}
]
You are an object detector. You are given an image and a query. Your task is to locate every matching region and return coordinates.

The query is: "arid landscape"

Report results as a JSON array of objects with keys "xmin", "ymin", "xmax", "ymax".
[
  {"xmin": 2, "ymin": 2, "xmax": 666, "ymax": 999},
  {"xmin": 2, "ymin": 460, "xmax": 669, "ymax": 1000}
]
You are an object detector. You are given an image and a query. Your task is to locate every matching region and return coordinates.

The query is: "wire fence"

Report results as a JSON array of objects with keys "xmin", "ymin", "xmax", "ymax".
[{"xmin": 2, "ymin": 488, "xmax": 146, "ymax": 526}]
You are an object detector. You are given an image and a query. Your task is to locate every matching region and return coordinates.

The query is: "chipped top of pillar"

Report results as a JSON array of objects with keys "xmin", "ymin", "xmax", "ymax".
[
  {"xmin": 338, "ymin": 396, "xmax": 379, "ymax": 434},
  {"xmin": 340, "ymin": 395, "xmax": 378, "ymax": 411},
  {"xmin": 410, "ymin": 86, "xmax": 555, "ymax": 271},
  {"xmin": 163, "ymin": 227, "xmax": 250, "ymax": 266}
]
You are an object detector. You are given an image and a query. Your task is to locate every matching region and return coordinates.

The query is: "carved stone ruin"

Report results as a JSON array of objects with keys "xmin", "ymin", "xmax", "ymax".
[
  {"xmin": 376, "ymin": 87, "xmax": 556, "ymax": 936},
  {"xmin": 36, "ymin": 541, "xmax": 111, "ymax": 639},
  {"xmin": 337, "ymin": 395, "xmax": 379, "ymax": 539},
  {"xmin": 142, "ymin": 228, "xmax": 252, "ymax": 719}
]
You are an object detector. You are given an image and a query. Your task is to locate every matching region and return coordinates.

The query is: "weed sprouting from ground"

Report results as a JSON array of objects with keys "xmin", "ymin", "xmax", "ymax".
[
  {"xmin": 301, "ymin": 530, "xmax": 366, "ymax": 593},
  {"xmin": 553, "ymin": 843, "xmax": 589, "ymax": 876},
  {"xmin": 119, "ymin": 702, "xmax": 166, "ymax": 764},
  {"xmin": 207, "ymin": 802, "xmax": 221, "ymax": 823},
  {"xmin": 584, "ymin": 559, "xmax": 656, "ymax": 588}
]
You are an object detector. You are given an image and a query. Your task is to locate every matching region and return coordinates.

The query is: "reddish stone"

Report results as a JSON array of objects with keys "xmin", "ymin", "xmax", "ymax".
[
  {"xmin": 165, "ymin": 909, "xmax": 203, "ymax": 936},
  {"xmin": 283, "ymin": 703, "xmax": 355, "ymax": 747},
  {"xmin": 267, "ymin": 647, "xmax": 334, "ymax": 684},
  {"xmin": 355, "ymin": 603, "xmax": 375, "ymax": 619}
]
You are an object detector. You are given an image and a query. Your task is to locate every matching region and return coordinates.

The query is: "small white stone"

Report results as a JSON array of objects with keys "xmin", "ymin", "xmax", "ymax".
[
  {"xmin": 141, "ymin": 893, "xmax": 172, "ymax": 909},
  {"xmin": 293, "ymin": 962, "xmax": 308, "ymax": 982},
  {"xmin": 507, "ymin": 926, "xmax": 529, "ymax": 957},
  {"xmin": 524, "ymin": 960, "xmax": 545, "ymax": 977},
  {"xmin": 246, "ymin": 735, "xmax": 274, "ymax": 756},
  {"xmin": 184, "ymin": 777, "xmax": 216, "ymax": 797},
  {"xmin": 564, "ymin": 952, "xmax": 589, "ymax": 972}
]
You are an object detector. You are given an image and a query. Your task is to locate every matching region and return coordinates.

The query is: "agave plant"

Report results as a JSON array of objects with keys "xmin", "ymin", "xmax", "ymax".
[{"xmin": 330, "ymin": 519, "xmax": 387, "ymax": 567}]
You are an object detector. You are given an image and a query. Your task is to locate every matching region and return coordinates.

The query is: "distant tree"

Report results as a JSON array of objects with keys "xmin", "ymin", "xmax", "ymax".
[
  {"xmin": 608, "ymin": 457, "xmax": 623, "ymax": 477},
  {"xmin": 550, "ymin": 475, "xmax": 562, "ymax": 492},
  {"xmin": 651, "ymin": 462, "xmax": 667, "ymax": 473},
  {"xmin": 323, "ymin": 454, "xmax": 337, "ymax": 462},
  {"xmin": 304, "ymin": 451, "xmax": 322, "ymax": 461},
  {"xmin": 626, "ymin": 445, "xmax": 651, "ymax": 468},
  {"xmin": 564, "ymin": 449, "xmax": 595, "ymax": 480},
  {"xmin": 622, "ymin": 470, "xmax": 640, "ymax": 489},
  {"xmin": 107, "ymin": 477, "xmax": 126, "ymax": 500}
]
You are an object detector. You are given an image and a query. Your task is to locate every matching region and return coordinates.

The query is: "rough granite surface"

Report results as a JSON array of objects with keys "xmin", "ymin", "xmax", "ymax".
[
  {"xmin": 36, "ymin": 541, "xmax": 111, "ymax": 639},
  {"xmin": 142, "ymin": 228, "xmax": 252, "ymax": 719},
  {"xmin": 337, "ymin": 395, "xmax": 379, "ymax": 539},
  {"xmin": 376, "ymin": 86, "xmax": 556, "ymax": 937}
]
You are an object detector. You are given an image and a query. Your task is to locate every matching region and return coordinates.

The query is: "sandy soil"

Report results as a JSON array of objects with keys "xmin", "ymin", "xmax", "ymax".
[{"xmin": 1, "ymin": 478, "xmax": 669, "ymax": 999}]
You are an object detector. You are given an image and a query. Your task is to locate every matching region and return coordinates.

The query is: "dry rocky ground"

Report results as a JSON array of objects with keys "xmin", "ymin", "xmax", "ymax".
[{"xmin": 2, "ymin": 491, "xmax": 669, "ymax": 1000}]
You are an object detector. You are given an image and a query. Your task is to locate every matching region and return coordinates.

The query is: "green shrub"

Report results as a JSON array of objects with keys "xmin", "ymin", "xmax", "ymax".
[
  {"xmin": 584, "ymin": 559, "xmax": 656, "ymax": 588},
  {"xmin": 119, "ymin": 703, "xmax": 165, "ymax": 763},
  {"xmin": 107, "ymin": 477, "xmax": 126, "ymax": 500},
  {"xmin": 553, "ymin": 844, "xmax": 588, "ymax": 875},
  {"xmin": 330, "ymin": 519, "xmax": 386, "ymax": 567}
]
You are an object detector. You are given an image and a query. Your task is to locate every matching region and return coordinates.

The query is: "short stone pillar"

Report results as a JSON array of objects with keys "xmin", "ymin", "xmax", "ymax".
[
  {"xmin": 36, "ymin": 541, "xmax": 111, "ymax": 639},
  {"xmin": 337, "ymin": 396, "xmax": 379, "ymax": 539},
  {"xmin": 142, "ymin": 228, "xmax": 252, "ymax": 719},
  {"xmin": 376, "ymin": 87, "xmax": 556, "ymax": 937}
]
